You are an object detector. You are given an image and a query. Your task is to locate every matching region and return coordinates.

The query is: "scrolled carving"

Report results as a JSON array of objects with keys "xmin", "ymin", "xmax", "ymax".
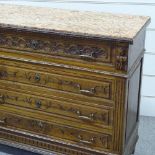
[
  {"xmin": 0, "ymin": 70, "xmax": 8, "ymax": 78},
  {"xmin": 0, "ymin": 112, "xmax": 111, "ymax": 149},
  {"xmin": 0, "ymin": 68, "xmax": 111, "ymax": 99},
  {"xmin": 0, "ymin": 95, "xmax": 5, "ymax": 104},
  {"xmin": 0, "ymin": 33, "xmax": 109, "ymax": 62},
  {"xmin": 26, "ymin": 39, "xmax": 44, "ymax": 50},
  {"xmin": 0, "ymin": 91, "xmax": 110, "ymax": 125},
  {"xmin": 115, "ymin": 47, "xmax": 128, "ymax": 71},
  {"xmin": 0, "ymin": 34, "xmax": 7, "ymax": 45},
  {"xmin": 0, "ymin": 118, "xmax": 6, "ymax": 125},
  {"xmin": 0, "ymin": 130, "xmax": 93, "ymax": 155}
]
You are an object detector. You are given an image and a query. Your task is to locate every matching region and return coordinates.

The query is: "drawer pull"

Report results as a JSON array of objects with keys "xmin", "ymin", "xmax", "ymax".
[
  {"xmin": 35, "ymin": 100, "xmax": 42, "ymax": 108},
  {"xmin": 80, "ymin": 54, "xmax": 95, "ymax": 61},
  {"xmin": 78, "ymin": 135, "xmax": 94, "ymax": 145},
  {"xmin": 80, "ymin": 88, "xmax": 95, "ymax": 96},
  {"xmin": 76, "ymin": 110, "xmax": 95, "ymax": 122},
  {"xmin": 0, "ymin": 118, "xmax": 6, "ymax": 125},
  {"xmin": 34, "ymin": 74, "xmax": 41, "ymax": 82}
]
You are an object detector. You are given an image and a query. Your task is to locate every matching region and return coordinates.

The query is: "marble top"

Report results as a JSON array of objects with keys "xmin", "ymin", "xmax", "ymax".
[{"xmin": 0, "ymin": 4, "xmax": 150, "ymax": 42}]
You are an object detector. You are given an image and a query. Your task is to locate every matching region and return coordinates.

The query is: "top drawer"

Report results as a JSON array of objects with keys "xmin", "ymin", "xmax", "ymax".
[
  {"xmin": 0, "ymin": 32, "xmax": 110, "ymax": 62},
  {"xmin": 0, "ymin": 31, "xmax": 129, "ymax": 73}
]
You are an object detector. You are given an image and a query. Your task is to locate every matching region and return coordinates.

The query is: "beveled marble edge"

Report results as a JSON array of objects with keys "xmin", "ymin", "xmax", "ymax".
[
  {"xmin": 0, "ymin": 4, "xmax": 151, "ymax": 43},
  {"xmin": 0, "ymin": 23, "xmax": 135, "ymax": 44}
]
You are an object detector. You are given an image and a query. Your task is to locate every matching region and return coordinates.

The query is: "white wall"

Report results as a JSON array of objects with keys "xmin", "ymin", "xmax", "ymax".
[{"xmin": 0, "ymin": 0, "xmax": 155, "ymax": 116}]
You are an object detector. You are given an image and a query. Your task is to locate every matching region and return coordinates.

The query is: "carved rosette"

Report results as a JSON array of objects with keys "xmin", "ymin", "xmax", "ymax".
[
  {"xmin": 115, "ymin": 47, "xmax": 128, "ymax": 71},
  {"xmin": 0, "ymin": 34, "xmax": 108, "ymax": 61},
  {"xmin": 0, "ymin": 68, "xmax": 111, "ymax": 99},
  {"xmin": 0, "ymin": 112, "xmax": 111, "ymax": 149},
  {"xmin": 0, "ymin": 91, "xmax": 110, "ymax": 125}
]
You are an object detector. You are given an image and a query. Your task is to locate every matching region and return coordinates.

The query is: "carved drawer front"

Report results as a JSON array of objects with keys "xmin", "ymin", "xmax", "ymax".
[
  {"xmin": 0, "ymin": 111, "xmax": 112, "ymax": 151},
  {"xmin": 0, "ymin": 89, "xmax": 113, "ymax": 128},
  {"xmin": 0, "ymin": 33, "xmax": 112, "ymax": 64},
  {"xmin": 0, "ymin": 65, "xmax": 113, "ymax": 100}
]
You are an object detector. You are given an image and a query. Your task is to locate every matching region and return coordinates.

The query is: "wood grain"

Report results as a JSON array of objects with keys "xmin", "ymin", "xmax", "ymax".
[{"xmin": 0, "ymin": 7, "xmax": 149, "ymax": 155}]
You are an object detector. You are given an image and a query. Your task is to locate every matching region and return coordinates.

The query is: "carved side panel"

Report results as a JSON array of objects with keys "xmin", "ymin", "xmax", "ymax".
[{"xmin": 115, "ymin": 47, "xmax": 128, "ymax": 72}]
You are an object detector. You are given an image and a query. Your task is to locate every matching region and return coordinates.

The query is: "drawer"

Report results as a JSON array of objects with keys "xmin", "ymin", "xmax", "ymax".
[
  {"xmin": 0, "ymin": 31, "xmax": 129, "ymax": 73},
  {"xmin": 0, "ymin": 80, "xmax": 114, "ymax": 108},
  {"xmin": 0, "ymin": 89, "xmax": 113, "ymax": 128},
  {"xmin": 0, "ymin": 33, "xmax": 112, "ymax": 63},
  {"xmin": 0, "ymin": 65, "xmax": 113, "ymax": 100},
  {"xmin": 0, "ymin": 111, "xmax": 112, "ymax": 151}
]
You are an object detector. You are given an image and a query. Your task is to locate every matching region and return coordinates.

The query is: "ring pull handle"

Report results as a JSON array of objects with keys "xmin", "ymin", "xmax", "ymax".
[
  {"xmin": 76, "ymin": 110, "xmax": 95, "ymax": 122},
  {"xmin": 78, "ymin": 135, "xmax": 94, "ymax": 145}
]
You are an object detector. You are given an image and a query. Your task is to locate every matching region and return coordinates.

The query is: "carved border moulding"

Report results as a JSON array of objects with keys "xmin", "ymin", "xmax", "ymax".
[
  {"xmin": 0, "ymin": 128, "xmax": 112, "ymax": 155},
  {"xmin": 0, "ymin": 130, "xmax": 92, "ymax": 155},
  {"xmin": 0, "ymin": 33, "xmax": 110, "ymax": 62},
  {"xmin": 115, "ymin": 47, "xmax": 128, "ymax": 72}
]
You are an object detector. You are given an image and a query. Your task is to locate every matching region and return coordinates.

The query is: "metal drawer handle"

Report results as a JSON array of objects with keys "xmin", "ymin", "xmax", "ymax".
[
  {"xmin": 80, "ymin": 88, "xmax": 95, "ymax": 96},
  {"xmin": 80, "ymin": 54, "xmax": 95, "ymax": 61},
  {"xmin": 0, "ymin": 118, "xmax": 6, "ymax": 124},
  {"xmin": 78, "ymin": 135, "xmax": 94, "ymax": 145},
  {"xmin": 76, "ymin": 110, "xmax": 95, "ymax": 122},
  {"xmin": 76, "ymin": 84, "xmax": 96, "ymax": 96}
]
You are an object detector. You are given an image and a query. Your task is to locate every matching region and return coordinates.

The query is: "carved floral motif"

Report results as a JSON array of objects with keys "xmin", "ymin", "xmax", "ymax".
[
  {"xmin": 0, "ymin": 92, "xmax": 110, "ymax": 125},
  {"xmin": 0, "ymin": 112, "xmax": 111, "ymax": 148},
  {"xmin": 115, "ymin": 47, "xmax": 128, "ymax": 71},
  {"xmin": 0, "ymin": 129, "xmax": 95, "ymax": 155},
  {"xmin": 0, "ymin": 68, "xmax": 111, "ymax": 99},
  {"xmin": 0, "ymin": 34, "xmax": 108, "ymax": 60}
]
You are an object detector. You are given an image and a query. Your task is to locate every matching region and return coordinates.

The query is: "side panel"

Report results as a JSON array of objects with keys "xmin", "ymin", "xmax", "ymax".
[
  {"xmin": 128, "ymin": 28, "xmax": 146, "ymax": 72},
  {"xmin": 124, "ymin": 60, "xmax": 143, "ymax": 154}
]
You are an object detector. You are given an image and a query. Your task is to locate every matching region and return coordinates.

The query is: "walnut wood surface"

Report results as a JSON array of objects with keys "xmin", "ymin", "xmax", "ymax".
[{"xmin": 0, "ymin": 8, "xmax": 150, "ymax": 155}]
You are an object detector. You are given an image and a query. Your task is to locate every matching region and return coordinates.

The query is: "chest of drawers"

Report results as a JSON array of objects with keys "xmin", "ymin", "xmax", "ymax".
[{"xmin": 0, "ymin": 4, "xmax": 150, "ymax": 155}]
